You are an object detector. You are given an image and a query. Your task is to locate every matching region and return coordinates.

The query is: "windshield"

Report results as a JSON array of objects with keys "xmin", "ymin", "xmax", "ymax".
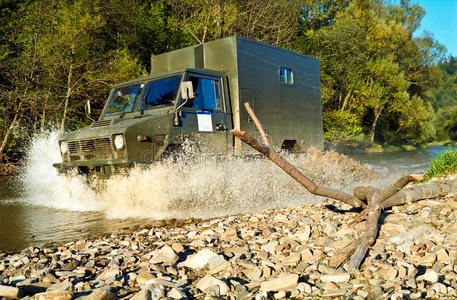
[
  {"xmin": 104, "ymin": 83, "xmax": 144, "ymax": 115},
  {"xmin": 143, "ymin": 75, "xmax": 182, "ymax": 109},
  {"xmin": 103, "ymin": 75, "xmax": 182, "ymax": 115}
]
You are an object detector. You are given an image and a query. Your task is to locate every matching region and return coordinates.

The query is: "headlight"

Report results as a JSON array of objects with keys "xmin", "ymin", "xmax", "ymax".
[
  {"xmin": 114, "ymin": 134, "xmax": 125, "ymax": 150},
  {"xmin": 60, "ymin": 141, "xmax": 68, "ymax": 154}
]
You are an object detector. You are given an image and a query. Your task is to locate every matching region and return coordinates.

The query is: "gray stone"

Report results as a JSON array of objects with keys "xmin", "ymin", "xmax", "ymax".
[
  {"xmin": 207, "ymin": 255, "xmax": 226, "ymax": 270},
  {"xmin": 180, "ymin": 249, "xmax": 218, "ymax": 270},
  {"xmin": 243, "ymin": 267, "xmax": 262, "ymax": 281},
  {"xmin": 260, "ymin": 273, "xmax": 299, "ymax": 292},
  {"xmin": 80, "ymin": 288, "xmax": 115, "ymax": 300},
  {"xmin": 95, "ymin": 266, "xmax": 121, "ymax": 282},
  {"xmin": 35, "ymin": 290, "xmax": 73, "ymax": 300},
  {"xmin": 320, "ymin": 272, "xmax": 350, "ymax": 283},
  {"xmin": 296, "ymin": 282, "xmax": 312, "ymax": 294},
  {"xmin": 323, "ymin": 221, "xmax": 337, "ymax": 235},
  {"xmin": 297, "ymin": 262, "xmax": 309, "ymax": 273},
  {"xmin": 294, "ymin": 226, "xmax": 311, "ymax": 242},
  {"xmin": 196, "ymin": 275, "xmax": 229, "ymax": 295},
  {"xmin": 389, "ymin": 225, "xmax": 434, "ymax": 252},
  {"xmin": 283, "ymin": 253, "xmax": 301, "ymax": 266},
  {"xmin": 417, "ymin": 269, "xmax": 439, "ymax": 283},
  {"xmin": 322, "ymin": 289, "xmax": 347, "ymax": 297},
  {"xmin": 317, "ymin": 264, "xmax": 345, "ymax": 275},
  {"xmin": 135, "ymin": 272, "xmax": 156, "ymax": 285},
  {"xmin": 274, "ymin": 214, "xmax": 289, "ymax": 223},
  {"xmin": 168, "ymin": 287, "xmax": 186, "ymax": 299},
  {"xmin": 42, "ymin": 274, "xmax": 58, "ymax": 284},
  {"xmin": 0, "ymin": 285, "xmax": 22, "ymax": 298},
  {"xmin": 130, "ymin": 288, "xmax": 151, "ymax": 300},
  {"xmin": 432, "ymin": 282, "xmax": 447, "ymax": 294},
  {"xmin": 149, "ymin": 245, "xmax": 178, "ymax": 266},
  {"xmin": 273, "ymin": 290, "xmax": 286, "ymax": 299},
  {"xmin": 261, "ymin": 241, "xmax": 279, "ymax": 253},
  {"xmin": 47, "ymin": 280, "xmax": 73, "ymax": 292}
]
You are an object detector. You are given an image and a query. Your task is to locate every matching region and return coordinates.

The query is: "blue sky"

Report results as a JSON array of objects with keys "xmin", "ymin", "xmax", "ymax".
[{"xmin": 413, "ymin": 0, "xmax": 457, "ymax": 57}]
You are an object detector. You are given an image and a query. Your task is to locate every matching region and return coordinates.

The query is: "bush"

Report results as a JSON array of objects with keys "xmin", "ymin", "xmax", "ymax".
[{"xmin": 423, "ymin": 149, "xmax": 457, "ymax": 181}]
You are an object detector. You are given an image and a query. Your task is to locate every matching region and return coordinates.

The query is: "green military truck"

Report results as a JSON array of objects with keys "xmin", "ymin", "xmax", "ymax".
[{"xmin": 54, "ymin": 36, "xmax": 323, "ymax": 178}]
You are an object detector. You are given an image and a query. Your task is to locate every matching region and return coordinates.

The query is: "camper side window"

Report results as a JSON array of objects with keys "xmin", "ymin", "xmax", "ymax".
[
  {"xmin": 279, "ymin": 67, "xmax": 294, "ymax": 85},
  {"xmin": 184, "ymin": 76, "xmax": 222, "ymax": 111}
]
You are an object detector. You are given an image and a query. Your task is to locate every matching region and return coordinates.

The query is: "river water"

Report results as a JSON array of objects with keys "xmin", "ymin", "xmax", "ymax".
[{"xmin": 0, "ymin": 131, "xmax": 454, "ymax": 251}]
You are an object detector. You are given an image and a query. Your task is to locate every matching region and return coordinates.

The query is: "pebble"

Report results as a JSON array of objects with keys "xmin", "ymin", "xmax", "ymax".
[
  {"xmin": 0, "ymin": 182, "xmax": 457, "ymax": 299},
  {"xmin": 0, "ymin": 285, "xmax": 22, "ymax": 298},
  {"xmin": 417, "ymin": 269, "xmax": 439, "ymax": 283},
  {"xmin": 180, "ymin": 248, "xmax": 217, "ymax": 270},
  {"xmin": 320, "ymin": 272, "xmax": 350, "ymax": 283},
  {"xmin": 81, "ymin": 288, "xmax": 115, "ymax": 300},
  {"xmin": 196, "ymin": 275, "xmax": 229, "ymax": 295},
  {"xmin": 260, "ymin": 273, "xmax": 298, "ymax": 292},
  {"xmin": 35, "ymin": 291, "xmax": 73, "ymax": 300}
]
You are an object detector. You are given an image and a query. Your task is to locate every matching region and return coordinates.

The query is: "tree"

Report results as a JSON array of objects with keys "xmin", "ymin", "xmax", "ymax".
[
  {"xmin": 168, "ymin": 0, "xmax": 301, "ymax": 47},
  {"xmin": 35, "ymin": 0, "xmax": 146, "ymax": 133},
  {"xmin": 295, "ymin": 0, "xmax": 442, "ymax": 144}
]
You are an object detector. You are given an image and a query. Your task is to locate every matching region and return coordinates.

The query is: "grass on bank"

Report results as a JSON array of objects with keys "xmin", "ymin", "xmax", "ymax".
[{"xmin": 423, "ymin": 148, "xmax": 457, "ymax": 182}]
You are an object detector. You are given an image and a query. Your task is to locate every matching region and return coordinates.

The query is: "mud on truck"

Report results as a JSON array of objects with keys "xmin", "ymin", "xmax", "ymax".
[{"xmin": 54, "ymin": 36, "xmax": 324, "ymax": 178}]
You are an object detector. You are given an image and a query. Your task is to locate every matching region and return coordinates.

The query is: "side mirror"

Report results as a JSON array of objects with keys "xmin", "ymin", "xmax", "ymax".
[
  {"xmin": 85, "ymin": 100, "xmax": 91, "ymax": 117},
  {"xmin": 85, "ymin": 100, "xmax": 96, "ymax": 122},
  {"xmin": 180, "ymin": 81, "xmax": 194, "ymax": 100},
  {"xmin": 175, "ymin": 81, "xmax": 194, "ymax": 126}
]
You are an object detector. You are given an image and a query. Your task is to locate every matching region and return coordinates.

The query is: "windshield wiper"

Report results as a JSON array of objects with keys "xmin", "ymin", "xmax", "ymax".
[{"xmin": 119, "ymin": 111, "xmax": 127, "ymax": 119}]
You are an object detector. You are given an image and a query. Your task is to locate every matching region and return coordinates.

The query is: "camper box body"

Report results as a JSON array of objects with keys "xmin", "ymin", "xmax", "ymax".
[{"xmin": 151, "ymin": 36, "xmax": 323, "ymax": 153}]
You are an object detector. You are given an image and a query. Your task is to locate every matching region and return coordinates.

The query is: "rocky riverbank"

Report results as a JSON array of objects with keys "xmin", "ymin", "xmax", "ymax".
[{"xmin": 1, "ymin": 188, "xmax": 457, "ymax": 299}]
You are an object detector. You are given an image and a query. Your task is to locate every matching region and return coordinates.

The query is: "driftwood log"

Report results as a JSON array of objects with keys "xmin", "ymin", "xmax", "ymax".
[{"xmin": 231, "ymin": 102, "xmax": 451, "ymax": 270}]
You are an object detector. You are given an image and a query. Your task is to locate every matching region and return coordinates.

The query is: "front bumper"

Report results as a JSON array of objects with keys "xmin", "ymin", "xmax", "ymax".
[{"xmin": 53, "ymin": 160, "xmax": 135, "ymax": 178}]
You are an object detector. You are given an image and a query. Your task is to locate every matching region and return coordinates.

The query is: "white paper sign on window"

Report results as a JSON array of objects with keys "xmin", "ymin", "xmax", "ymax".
[{"xmin": 197, "ymin": 111, "xmax": 213, "ymax": 132}]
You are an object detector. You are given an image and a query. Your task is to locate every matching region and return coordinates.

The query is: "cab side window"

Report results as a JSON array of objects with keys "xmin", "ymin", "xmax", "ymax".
[{"xmin": 184, "ymin": 76, "xmax": 222, "ymax": 111}]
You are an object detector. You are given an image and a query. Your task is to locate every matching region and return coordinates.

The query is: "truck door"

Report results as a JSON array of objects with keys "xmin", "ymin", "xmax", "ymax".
[{"xmin": 179, "ymin": 74, "xmax": 230, "ymax": 154}]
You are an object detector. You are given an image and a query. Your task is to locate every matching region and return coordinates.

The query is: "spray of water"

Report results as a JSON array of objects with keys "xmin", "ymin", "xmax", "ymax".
[
  {"xmin": 20, "ymin": 130, "xmax": 101, "ymax": 211},
  {"xmin": 20, "ymin": 130, "xmax": 378, "ymax": 219}
]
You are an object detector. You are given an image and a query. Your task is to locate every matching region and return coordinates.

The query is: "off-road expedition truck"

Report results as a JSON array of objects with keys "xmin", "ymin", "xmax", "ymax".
[{"xmin": 54, "ymin": 36, "xmax": 323, "ymax": 178}]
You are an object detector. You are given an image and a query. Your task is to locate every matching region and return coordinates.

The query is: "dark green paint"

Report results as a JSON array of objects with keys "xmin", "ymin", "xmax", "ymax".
[{"xmin": 54, "ymin": 36, "xmax": 323, "ymax": 178}]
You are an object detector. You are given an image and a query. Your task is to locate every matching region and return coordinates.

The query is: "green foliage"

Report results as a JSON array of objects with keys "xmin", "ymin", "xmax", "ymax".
[
  {"xmin": 323, "ymin": 111, "xmax": 364, "ymax": 140},
  {"xmin": 423, "ymin": 149, "xmax": 457, "ymax": 181},
  {"xmin": 0, "ymin": 0, "xmax": 452, "ymax": 160},
  {"xmin": 295, "ymin": 0, "xmax": 444, "ymax": 144},
  {"xmin": 435, "ymin": 106, "xmax": 457, "ymax": 140}
]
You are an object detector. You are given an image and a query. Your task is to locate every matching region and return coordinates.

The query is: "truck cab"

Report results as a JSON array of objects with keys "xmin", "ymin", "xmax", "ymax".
[{"xmin": 54, "ymin": 68, "xmax": 233, "ymax": 178}]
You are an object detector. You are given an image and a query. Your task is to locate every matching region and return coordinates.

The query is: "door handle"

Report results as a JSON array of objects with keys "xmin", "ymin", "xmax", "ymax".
[{"xmin": 216, "ymin": 123, "xmax": 226, "ymax": 131}]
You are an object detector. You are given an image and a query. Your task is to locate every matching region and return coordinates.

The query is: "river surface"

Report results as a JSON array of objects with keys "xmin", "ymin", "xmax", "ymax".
[{"xmin": 0, "ymin": 141, "xmax": 455, "ymax": 252}]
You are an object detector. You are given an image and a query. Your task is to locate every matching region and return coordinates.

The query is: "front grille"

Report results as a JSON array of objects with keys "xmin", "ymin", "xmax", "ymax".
[
  {"xmin": 68, "ymin": 137, "xmax": 112, "ymax": 156},
  {"xmin": 91, "ymin": 120, "xmax": 112, "ymax": 128}
]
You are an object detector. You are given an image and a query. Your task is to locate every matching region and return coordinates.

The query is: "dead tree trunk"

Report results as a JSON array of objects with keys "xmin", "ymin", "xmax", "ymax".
[{"xmin": 230, "ymin": 102, "xmax": 438, "ymax": 270}]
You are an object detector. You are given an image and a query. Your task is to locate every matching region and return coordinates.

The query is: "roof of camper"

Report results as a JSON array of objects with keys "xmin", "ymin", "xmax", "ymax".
[{"xmin": 151, "ymin": 35, "xmax": 318, "ymax": 62}]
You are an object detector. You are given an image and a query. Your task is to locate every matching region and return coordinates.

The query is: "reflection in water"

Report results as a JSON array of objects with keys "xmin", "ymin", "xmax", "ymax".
[
  {"xmin": 353, "ymin": 146, "xmax": 457, "ymax": 175},
  {"xmin": 0, "ymin": 176, "xmax": 136, "ymax": 251}
]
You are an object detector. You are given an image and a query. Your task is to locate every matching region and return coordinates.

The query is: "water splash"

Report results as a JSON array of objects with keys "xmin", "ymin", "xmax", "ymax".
[
  {"xmin": 19, "ymin": 130, "xmax": 378, "ymax": 219},
  {"xmin": 20, "ymin": 130, "xmax": 101, "ymax": 211}
]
